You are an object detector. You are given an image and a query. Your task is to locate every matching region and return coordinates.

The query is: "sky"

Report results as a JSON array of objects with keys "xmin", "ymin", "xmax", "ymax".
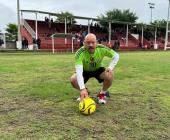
[{"xmin": 0, "ymin": 0, "xmax": 169, "ymax": 32}]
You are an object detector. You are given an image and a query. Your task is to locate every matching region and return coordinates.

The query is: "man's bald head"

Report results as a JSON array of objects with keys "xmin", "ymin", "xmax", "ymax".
[
  {"xmin": 84, "ymin": 33, "xmax": 97, "ymax": 42},
  {"xmin": 84, "ymin": 33, "xmax": 97, "ymax": 53}
]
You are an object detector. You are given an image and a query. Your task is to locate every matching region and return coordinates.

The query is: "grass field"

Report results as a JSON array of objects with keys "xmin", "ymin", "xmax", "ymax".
[{"xmin": 0, "ymin": 51, "xmax": 170, "ymax": 140}]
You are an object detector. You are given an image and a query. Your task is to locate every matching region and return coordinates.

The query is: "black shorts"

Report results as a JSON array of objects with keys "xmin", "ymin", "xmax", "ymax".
[{"xmin": 83, "ymin": 67, "xmax": 105, "ymax": 83}]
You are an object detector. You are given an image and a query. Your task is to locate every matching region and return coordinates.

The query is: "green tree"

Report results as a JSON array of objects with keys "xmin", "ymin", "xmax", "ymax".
[
  {"xmin": 97, "ymin": 9, "xmax": 138, "ymax": 28},
  {"xmin": 150, "ymin": 20, "xmax": 166, "ymax": 38},
  {"xmin": 5, "ymin": 23, "xmax": 18, "ymax": 41},
  {"xmin": 151, "ymin": 20, "xmax": 166, "ymax": 27},
  {"xmin": 55, "ymin": 11, "xmax": 76, "ymax": 24}
]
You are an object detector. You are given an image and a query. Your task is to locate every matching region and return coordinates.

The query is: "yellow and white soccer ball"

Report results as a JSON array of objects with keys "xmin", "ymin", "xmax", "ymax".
[{"xmin": 79, "ymin": 97, "xmax": 96, "ymax": 115}]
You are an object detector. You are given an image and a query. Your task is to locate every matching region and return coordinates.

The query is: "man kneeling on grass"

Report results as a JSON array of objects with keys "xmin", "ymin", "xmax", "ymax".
[{"xmin": 70, "ymin": 33, "xmax": 119, "ymax": 104}]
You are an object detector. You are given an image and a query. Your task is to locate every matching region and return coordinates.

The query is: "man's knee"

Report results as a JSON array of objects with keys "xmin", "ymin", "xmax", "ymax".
[{"xmin": 104, "ymin": 73, "xmax": 113, "ymax": 81}]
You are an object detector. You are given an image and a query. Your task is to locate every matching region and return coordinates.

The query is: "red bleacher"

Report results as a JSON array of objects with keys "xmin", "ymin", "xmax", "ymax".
[{"xmin": 21, "ymin": 19, "xmax": 165, "ymax": 51}]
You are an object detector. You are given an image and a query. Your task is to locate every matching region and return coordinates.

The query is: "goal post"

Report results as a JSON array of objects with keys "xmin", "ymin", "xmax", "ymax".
[{"xmin": 51, "ymin": 33, "xmax": 75, "ymax": 54}]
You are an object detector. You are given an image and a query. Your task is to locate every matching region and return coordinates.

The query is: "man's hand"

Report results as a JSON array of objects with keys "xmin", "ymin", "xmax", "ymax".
[{"xmin": 80, "ymin": 88, "xmax": 88, "ymax": 101}]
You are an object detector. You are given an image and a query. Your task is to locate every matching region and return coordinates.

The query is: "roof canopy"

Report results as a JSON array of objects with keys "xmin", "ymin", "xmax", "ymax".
[{"xmin": 21, "ymin": 9, "xmax": 166, "ymax": 28}]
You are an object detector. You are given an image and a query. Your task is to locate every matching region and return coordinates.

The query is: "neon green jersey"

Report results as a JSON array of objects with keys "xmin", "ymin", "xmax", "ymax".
[{"xmin": 75, "ymin": 44, "xmax": 115, "ymax": 71}]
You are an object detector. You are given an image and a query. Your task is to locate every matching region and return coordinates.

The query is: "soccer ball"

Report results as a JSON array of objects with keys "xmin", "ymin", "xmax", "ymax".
[{"xmin": 79, "ymin": 97, "xmax": 96, "ymax": 115}]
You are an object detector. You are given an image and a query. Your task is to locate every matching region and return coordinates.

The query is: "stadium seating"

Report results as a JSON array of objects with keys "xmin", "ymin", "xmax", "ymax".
[{"xmin": 20, "ymin": 19, "xmax": 165, "ymax": 51}]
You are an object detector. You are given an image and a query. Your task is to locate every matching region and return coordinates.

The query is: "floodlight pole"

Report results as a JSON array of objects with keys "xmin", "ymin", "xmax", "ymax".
[
  {"xmin": 148, "ymin": 3, "xmax": 155, "ymax": 23},
  {"xmin": 17, "ymin": 0, "xmax": 22, "ymax": 49},
  {"xmin": 150, "ymin": 7, "xmax": 153, "ymax": 23},
  {"xmin": 164, "ymin": 0, "xmax": 170, "ymax": 50},
  {"xmin": 17, "ymin": 0, "xmax": 21, "ymax": 41}
]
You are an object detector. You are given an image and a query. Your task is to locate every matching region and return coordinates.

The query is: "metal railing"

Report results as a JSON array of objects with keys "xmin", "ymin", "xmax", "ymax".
[{"xmin": 21, "ymin": 19, "xmax": 36, "ymax": 38}]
